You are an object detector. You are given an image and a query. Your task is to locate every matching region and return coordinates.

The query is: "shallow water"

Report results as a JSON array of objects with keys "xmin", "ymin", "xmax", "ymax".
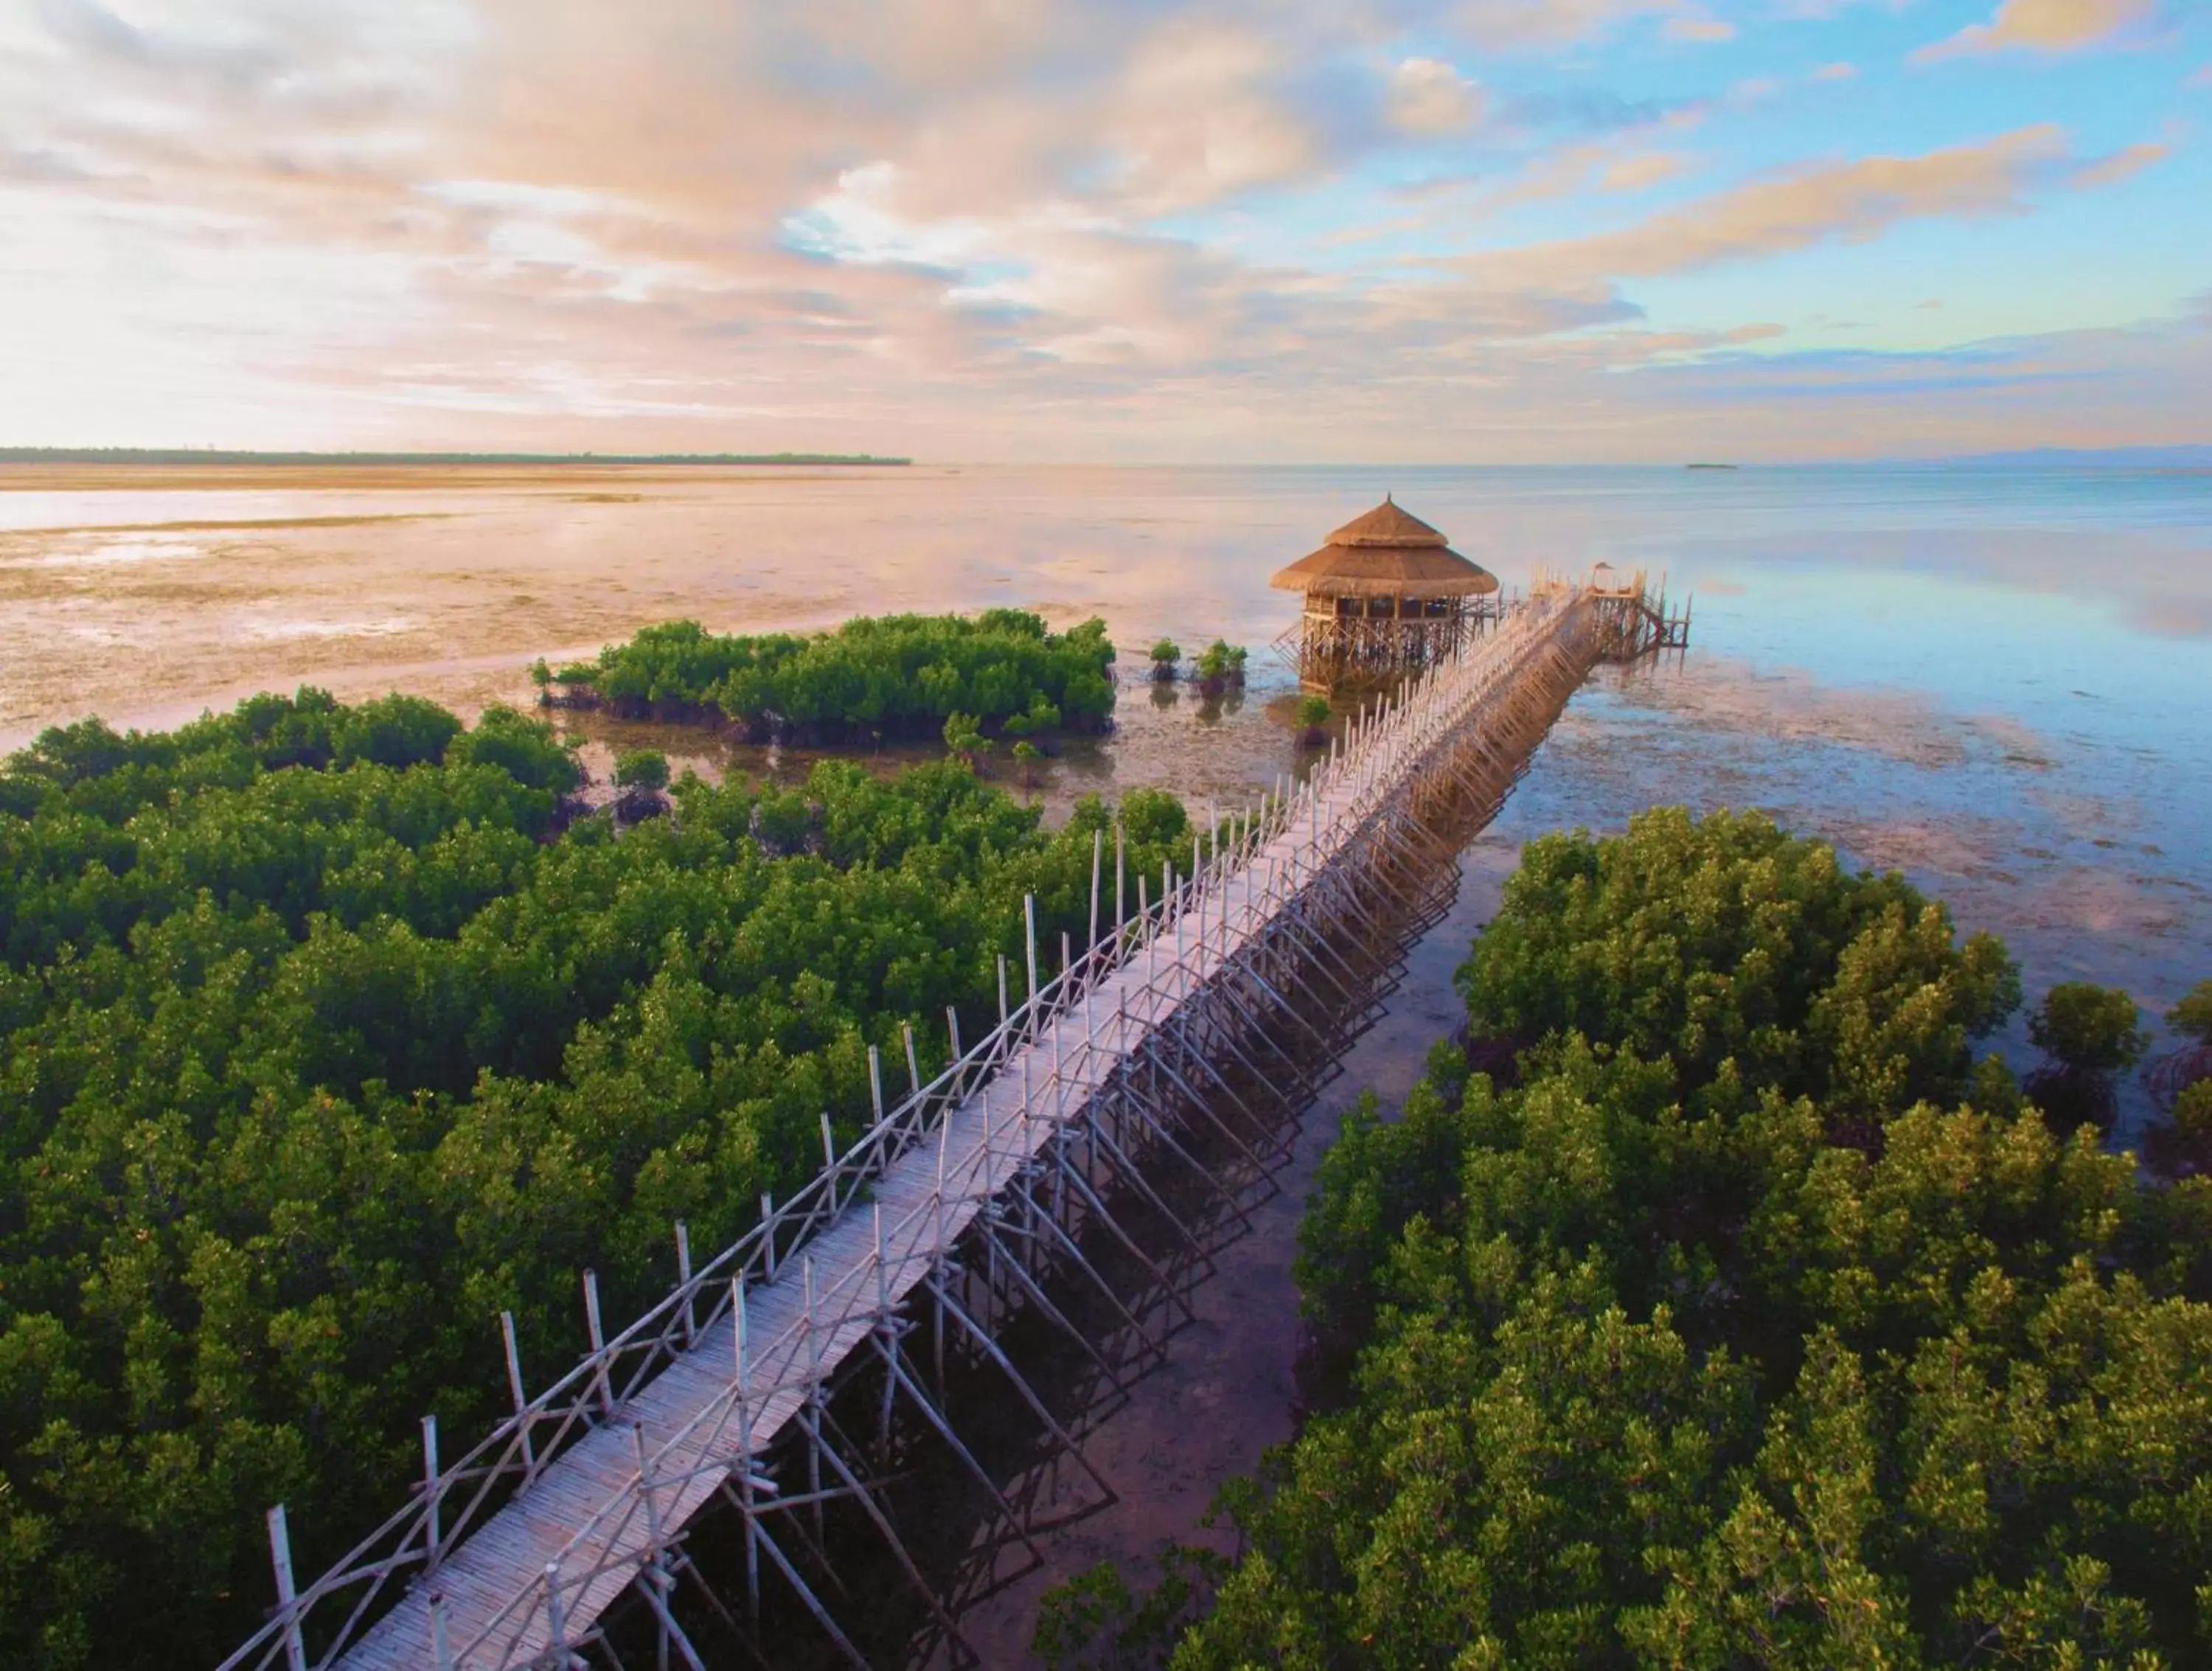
[
  {"xmin": 8, "ymin": 460, "xmax": 2205, "ymax": 1024},
  {"xmin": 7, "ymin": 461, "xmax": 2210, "ymax": 1661}
]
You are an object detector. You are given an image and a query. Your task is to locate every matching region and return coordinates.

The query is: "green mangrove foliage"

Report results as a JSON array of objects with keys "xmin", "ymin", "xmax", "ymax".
[
  {"xmin": 546, "ymin": 611, "xmax": 1116, "ymax": 739},
  {"xmin": 1077, "ymin": 809, "xmax": 2212, "ymax": 1670},
  {"xmin": 0, "ymin": 689, "xmax": 1191, "ymax": 1670},
  {"xmin": 1191, "ymin": 641, "xmax": 1248, "ymax": 697}
]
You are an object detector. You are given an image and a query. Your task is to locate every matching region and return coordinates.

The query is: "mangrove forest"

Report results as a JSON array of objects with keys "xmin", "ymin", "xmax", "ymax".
[
  {"xmin": 1046, "ymin": 809, "xmax": 2212, "ymax": 1670},
  {"xmin": 0, "ymin": 687, "xmax": 1193, "ymax": 1669}
]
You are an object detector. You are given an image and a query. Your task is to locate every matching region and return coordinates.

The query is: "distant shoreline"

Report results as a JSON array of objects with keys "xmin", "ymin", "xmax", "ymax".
[{"xmin": 0, "ymin": 448, "xmax": 911, "ymax": 468}]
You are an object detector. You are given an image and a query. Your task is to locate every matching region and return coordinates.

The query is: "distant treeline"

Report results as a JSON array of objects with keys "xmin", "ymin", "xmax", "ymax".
[
  {"xmin": 0, "ymin": 448, "xmax": 911, "ymax": 467},
  {"xmin": 542, "ymin": 611, "xmax": 1117, "ymax": 743},
  {"xmin": 0, "ymin": 686, "xmax": 1190, "ymax": 1668}
]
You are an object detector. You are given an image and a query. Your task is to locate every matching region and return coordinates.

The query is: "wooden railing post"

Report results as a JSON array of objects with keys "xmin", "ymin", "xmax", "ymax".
[
  {"xmin": 265, "ymin": 1504, "xmax": 307, "ymax": 1671},
  {"xmin": 544, "ymin": 1560, "xmax": 566, "ymax": 1657},
  {"xmin": 583, "ymin": 1270, "xmax": 612, "ymax": 1418},
  {"xmin": 421, "ymin": 1414, "xmax": 441, "ymax": 1574},
  {"xmin": 1024, "ymin": 894, "xmax": 1039, "ymax": 1018},
  {"xmin": 1088, "ymin": 827, "xmax": 1103, "ymax": 949},
  {"xmin": 675, "ymin": 1220, "xmax": 695, "ymax": 1347},
  {"xmin": 501, "ymin": 1310, "xmax": 537, "ymax": 1482},
  {"xmin": 1115, "ymin": 819, "xmax": 1125, "ymax": 929}
]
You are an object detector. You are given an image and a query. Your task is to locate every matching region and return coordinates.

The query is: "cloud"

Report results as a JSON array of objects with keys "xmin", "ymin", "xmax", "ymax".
[
  {"xmin": 1813, "ymin": 61, "xmax": 1858, "ymax": 80},
  {"xmin": 1453, "ymin": 0, "xmax": 1683, "ymax": 49},
  {"xmin": 1385, "ymin": 57, "xmax": 1485, "ymax": 136},
  {"xmin": 0, "ymin": 0, "xmax": 2202, "ymax": 464},
  {"xmin": 2188, "ymin": 62, "xmax": 2212, "ymax": 87},
  {"xmin": 2070, "ymin": 142, "xmax": 2167, "ymax": 188},
  {"xmin": 1455, "ymin": 127, "xmax": 2152, "ymax": 291},
  {"xmin": 1914, "ymin": 0, "xmax": 2167, "ymax": 63},
  {"xmin": 1663, "ymin": 14, "xmax": 1739, "ymax": 42},
  {"xmin": 1598, "ymin": 150, "xmax": 1692, "ymax": 191},
  {"xmin": 1089, "ymin": 21, "xmax": 1326, "ymax": 213}
]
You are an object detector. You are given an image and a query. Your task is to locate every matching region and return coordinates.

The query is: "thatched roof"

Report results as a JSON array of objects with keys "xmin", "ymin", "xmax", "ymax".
[{"xmin": 1270, "ymin": 497, "xmax": 1499, "ymax": 599}]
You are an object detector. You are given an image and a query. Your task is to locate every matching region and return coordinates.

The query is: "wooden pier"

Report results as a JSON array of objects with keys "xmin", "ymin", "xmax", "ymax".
[{"xmin": 218, "ymin": 580, "xmax": 1653, "ymax": 1671}]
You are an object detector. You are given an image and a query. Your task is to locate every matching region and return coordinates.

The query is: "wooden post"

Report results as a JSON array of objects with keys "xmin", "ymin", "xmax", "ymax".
[
  {"xmin": 733, "ymin": 1275, "xmax": 759, "ymax": 1611},
  {"xmin": 544, "ymin": 1560, "xmax": 567, "ymax": 1658},
  {"xmin": 633, "ymin": 1420, "xmax": 660, "ymax": 1549},
  {"xmin": 1024, "ymin": 893, "xmax": 1039, "ymax": 1014},
  {"xmin": 904, "ymin": 1022, "xmax": 922, "ymax": 1098},
  {"xmin": 675, "ymin": 1220, "xmax": 694, "ymax": 1347},
  {"xmin": 422, "ymin": 1414, "xmax": 441, "ymax": 1574},
  {"xmin": 1088, "ymin": 827, "xmax": 1103, "ymax": 949},
  {"xmin": 584, "ymin": 1269, "xmax": 612, "ymax": 1418},
  {"xmin": 266, "ymin": 1504, "xmax": 307, "ymax": 1671},
  {"xmin": 998, "ymin": 954, "xmax": 1009, "ymax": 1030},
  {"xmin": 874, "ymin": 1202, "xmax": 889, "ymax": 1316},
  {"xmin": 1115, "ymin": 818, "xmax": 1125, "ymax": 929},
  {"xmin": 500, "ymin": 1310, "xmax": 536, "ymax": 1481},
  {"xmin": 761, "ymin": 1191, "xmax": 776, "ymax": 1282},
  {"xmin": 868, "ymin": 1046, "xmax": 884, "ymax": 1125}
]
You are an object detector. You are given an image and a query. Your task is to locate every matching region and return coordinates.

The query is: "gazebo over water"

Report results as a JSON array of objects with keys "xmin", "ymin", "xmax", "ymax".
[{"xmin": 1270, "ymin": 497, "xmax": 1500, "ymax": 693}]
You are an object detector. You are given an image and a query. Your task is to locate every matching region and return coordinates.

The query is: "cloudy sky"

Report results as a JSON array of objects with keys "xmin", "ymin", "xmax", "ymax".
[{"xmin": 1, "ymin": 0, "xmax": 2206, "ymax": 461}]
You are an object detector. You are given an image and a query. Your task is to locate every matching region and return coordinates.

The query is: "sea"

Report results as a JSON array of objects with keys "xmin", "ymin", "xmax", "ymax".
[
  {"xmin": 4, "ymin": 460, "xmax": 2208, "ymax": 1662},
  {"xmin": 6, "ymin": 461, "xmax": 2205, "ymax": 1039}
]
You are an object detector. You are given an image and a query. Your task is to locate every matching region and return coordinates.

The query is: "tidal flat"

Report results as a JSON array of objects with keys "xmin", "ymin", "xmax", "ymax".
[{"xmin": 7, "ymin": 459, "xmax": 2205, "ymax": 1036}]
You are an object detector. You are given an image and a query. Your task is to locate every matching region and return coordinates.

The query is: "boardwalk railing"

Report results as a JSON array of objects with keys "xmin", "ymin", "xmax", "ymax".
[{"xmin": 221, "ymin": 586, "xmax": 1623, "ymax": 1671}]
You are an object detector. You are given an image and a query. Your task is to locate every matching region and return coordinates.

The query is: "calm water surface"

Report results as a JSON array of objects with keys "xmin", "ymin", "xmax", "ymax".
[
  {"xmin": 8, "ymin": 462, "xmax": 2205, "ymax": 1018},
  {"xmin": 7, "ymin": 463, "xmax": 2209, "ymax": 1661}
]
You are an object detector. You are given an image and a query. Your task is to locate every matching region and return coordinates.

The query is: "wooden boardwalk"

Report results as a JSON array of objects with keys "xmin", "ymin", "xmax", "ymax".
[{"xmin": 226, "ymin": 584, "xmax": 1627, "ymax": 1671}]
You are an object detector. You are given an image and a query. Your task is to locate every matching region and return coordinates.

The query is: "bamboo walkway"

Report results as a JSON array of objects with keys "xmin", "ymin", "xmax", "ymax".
[{"xmin": 223, "ymin": 580, "xmax": 1646, "ymax": 1671}]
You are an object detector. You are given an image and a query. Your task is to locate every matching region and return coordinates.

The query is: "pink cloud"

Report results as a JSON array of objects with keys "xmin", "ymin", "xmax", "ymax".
[
  {"xmin": 1915, "ymin": 0, "xmax": 2167, "ymax": 63},
  {"xmin": 1459, "ymin": 127, "xmax": 2109, "ymax": 289},
  {"xmin": 0, "ymin": 0, "xmax": 2203, "ymax": 464},
  {"xmin": 1598, "ymin": 150, "xmax": 1692, "ymax": 192},
  {"xmin": 1450, "ymin": 0, "xmax": 1652, "ymax": 48},
  {"xmin": 1663, "ymin": 14, "xmax": 1738, "ymax": 42}
]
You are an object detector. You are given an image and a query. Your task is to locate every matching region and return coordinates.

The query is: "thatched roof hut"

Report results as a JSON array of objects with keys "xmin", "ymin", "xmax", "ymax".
[{"xmin": 1270, "ymin": 498, "xmax": 1499, "ymax": 600}]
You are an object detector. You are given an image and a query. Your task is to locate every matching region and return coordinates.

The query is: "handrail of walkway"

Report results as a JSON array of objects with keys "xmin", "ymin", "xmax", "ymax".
[{"xmin": 218, "ymin": 589, "xmax": 1583, "ymax": 1671}]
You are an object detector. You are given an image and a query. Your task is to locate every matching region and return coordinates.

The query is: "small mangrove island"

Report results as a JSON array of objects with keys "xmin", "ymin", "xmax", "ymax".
[{"xmin": 534, "ymin": 609, "xmax": 1118, "ymax": 745}]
